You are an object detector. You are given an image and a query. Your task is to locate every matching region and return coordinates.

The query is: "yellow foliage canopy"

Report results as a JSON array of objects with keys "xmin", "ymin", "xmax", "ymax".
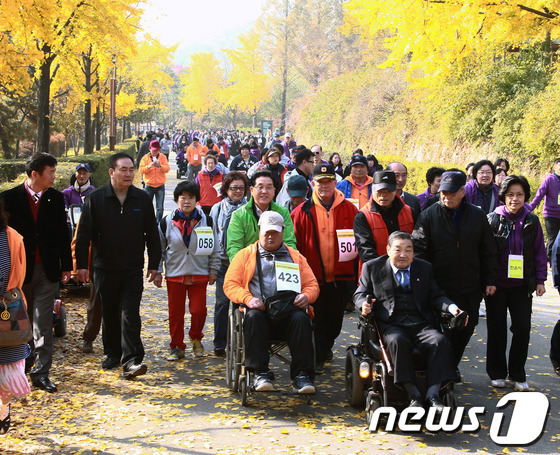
[{"xmin": 343, "ymin": 0, "xmax": 560, "ymax": 83}]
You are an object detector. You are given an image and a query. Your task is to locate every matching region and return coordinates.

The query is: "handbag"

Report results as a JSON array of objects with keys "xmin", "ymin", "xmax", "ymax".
[
  {"xmin": 256, "ymin": 250, "xmax": 299, "ymax": 321},
  {"xmin": 0, "ymin": 287, "xmax": 32, "ymax": 347}
]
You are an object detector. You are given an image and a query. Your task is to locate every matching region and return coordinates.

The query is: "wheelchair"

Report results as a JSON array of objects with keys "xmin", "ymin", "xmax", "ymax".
[
  {"xmin": 176, "ymin": 157, "xmax": 188, "ymax": 179},
  {"xmin": 346, "ymin": 313, "xmax": 457, "ymax": 426},
  {"xmin": 225, "ymin": 306, "xmax": 314, "ymax": 406}
]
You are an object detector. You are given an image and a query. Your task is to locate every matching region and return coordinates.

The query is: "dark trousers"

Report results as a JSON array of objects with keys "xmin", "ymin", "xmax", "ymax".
[
  {"xmin": 545, "ymin": 217, "xmax": 560, "ymax": 262},
  {"xmin": 243, "ymin": 308, "xmax": 314, "ymax": 379},
  {"xmin": 313, "ymin": 281, "xmax": 351, "ymax": 363},
  {"xmin": 23, "ymin": 264, "xmax": 59, "ymax": 380},
  {"xmin": 83, "ymin": 271, "xmax": 102, "ymax": 342},
  {"xmin": 551, "ymin": 319, "xmax": 560, "ymax": 365},
  {"xmin": 213, "ymin": 263, "xmax": 230, "ymax": 350},
  {"xmin": 93, "ymin": 268, "xmax": 144, "ymax": 369},
  {"xmin": 485, "ymin": 285, "xmax": 532, "ymax": 382},
  {"xmin": 446, "ymin": 291, "xmax": 482, "ymax": 369},
  {"xmin": 382, "ymin": 322, "xmax": 454, "ymax": 386}
]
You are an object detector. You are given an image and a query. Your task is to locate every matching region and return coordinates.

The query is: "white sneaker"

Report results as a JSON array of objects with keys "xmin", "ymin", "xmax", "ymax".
[
  {"xmin": 490, "ymin": 379, "xmax": 507, "ymax": 388},
  {"xmin": 514, "ymin": 381, "xmax": 529, "ymax": 391}
]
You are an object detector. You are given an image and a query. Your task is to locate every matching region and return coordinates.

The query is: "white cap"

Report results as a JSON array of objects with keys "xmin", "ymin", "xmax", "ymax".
[{"xmin": 258, "ymin": 211, "xmax": 285, "ymax": 233}]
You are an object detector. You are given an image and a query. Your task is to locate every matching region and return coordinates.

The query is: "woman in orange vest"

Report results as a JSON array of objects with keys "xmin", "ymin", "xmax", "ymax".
[{"xmin": 196, "ymin": 154, "xmax": 223, "ymax": 215}]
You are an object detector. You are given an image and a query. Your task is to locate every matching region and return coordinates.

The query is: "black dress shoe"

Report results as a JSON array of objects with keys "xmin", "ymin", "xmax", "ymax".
[
  {"xmin": 408, "ymin": 396, "xmax": 424, "ymax": 409},
  {"xmin": 123, "ymin": 364, "xmax": 147, "ymax": 380},
  {"xmin": 552, "ymin": 361, "xmax": 560, "ymax": 377},
  {"xmin": 425, "ymin": 395, "xmax": 445, "ymax": 413},
  {"xmin": 32, "ymin": 376, "xmax": 58, "ymax": 393},
  {"xmin": 102, "ymin": 356, "xmax": 120, "ymax": 370}
]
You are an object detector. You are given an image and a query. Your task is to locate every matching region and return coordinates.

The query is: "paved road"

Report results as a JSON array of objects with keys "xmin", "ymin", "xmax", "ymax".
[{"xmin": 2, "ymin": 155, "xmax": 560, "ymax": 454}]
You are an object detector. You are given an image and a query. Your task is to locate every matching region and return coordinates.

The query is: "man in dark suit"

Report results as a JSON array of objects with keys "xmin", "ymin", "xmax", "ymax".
[
  {"xmin": 354, "ymin": 231, "xmax": 463, "ymax": 410},
  {"xmin": 1, "ymin": 153, "xmax": 72, "ymax": 393},
  {"xmin": 76, "ymin": 152, "xmax": 162, "ymax": 379}
]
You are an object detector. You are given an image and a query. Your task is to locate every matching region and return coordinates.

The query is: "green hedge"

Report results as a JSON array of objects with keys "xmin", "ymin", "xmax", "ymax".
[{"xmin": 0, "ymin": 141, "xmax": 137, "ymax": 193}]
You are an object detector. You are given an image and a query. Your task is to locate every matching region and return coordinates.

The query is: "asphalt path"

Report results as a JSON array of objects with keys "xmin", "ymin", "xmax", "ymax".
[{"xmin": 2, "ymin": 154, "xmax": 560, "ymax": 454}]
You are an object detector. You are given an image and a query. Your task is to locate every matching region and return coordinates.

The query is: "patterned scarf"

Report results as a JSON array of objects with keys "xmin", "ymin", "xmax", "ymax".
[{"xmin": 172, "ymin": 209, "xmax": 201, "ymax": 247}]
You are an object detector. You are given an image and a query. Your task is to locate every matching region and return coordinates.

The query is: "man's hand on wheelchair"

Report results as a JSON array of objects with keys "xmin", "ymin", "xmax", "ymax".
[
  {"xmin": 361, "ymin": 298, "xmax": 375, "ymax": 317},
  {"xmin": 293, "ymin": 293, "xmax": 309, "ymax": 310},
  {"xmin": 448, "ymin": 304, "xmax": 469, "ymax": 328},
  {"xmin": 247, "ymin": 297, "xmax": 265, "ymax": 311}
]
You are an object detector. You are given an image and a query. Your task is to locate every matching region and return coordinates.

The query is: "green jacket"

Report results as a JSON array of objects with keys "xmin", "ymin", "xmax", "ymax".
[{"xmin": 226, "ymin": 197, "xmax": 297, "ymax": 261}]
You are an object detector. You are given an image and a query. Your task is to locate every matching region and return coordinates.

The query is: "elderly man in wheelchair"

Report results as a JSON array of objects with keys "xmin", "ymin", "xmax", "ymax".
[
  {"xmin": 224, "ymin": 211, "xmax": 320, "ymax": 394},
  {"xmin": 353, "ymin": 231, "xmax": 466, "ymax": 412}
]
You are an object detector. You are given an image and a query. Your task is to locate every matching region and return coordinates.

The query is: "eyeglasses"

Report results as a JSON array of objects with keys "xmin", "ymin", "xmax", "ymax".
[
  {"xmin": 313, "ymin": 152, "xmax": 321, "ymax": 156},
  {"xmin": 477, "ymin": 171, "xmax": 493, "ymax": 176},
  {"xmin": 254, "ymin": 185, "xmax": 275, "ymax": 192},
  {"xmin": 229, "ymin": 186, "xmax": 245, "ymax": 192},
  {"xmin": 505, "ymin": 192, "xmax": 524, "ymax": 199}
]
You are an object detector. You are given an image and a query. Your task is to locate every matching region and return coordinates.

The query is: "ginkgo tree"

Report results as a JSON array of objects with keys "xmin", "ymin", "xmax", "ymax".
[
  {"xmin": 343, "ymin": 0, "xmax": 560, "ymax": 83},
  {"xmin": 223, "ymin": 32, "xmax": 272, "ymax": 128},
  {"xmin": 180, "ymin": 52, "xmax": 225, "ymax": 122},
  {"xmin": 0, "ymin": 0, "xmax": 143, "ymax": 153}
]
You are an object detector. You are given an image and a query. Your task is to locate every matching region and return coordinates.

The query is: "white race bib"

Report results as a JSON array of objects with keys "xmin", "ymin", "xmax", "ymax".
[
  {"xmin": 193, "ymin": 227, "xmax": 214, "ymax": 256},
  {"xmin": 275, "ymin": 261, "xmax": 301, "ymax": 293},
  {"xmin": 214, "ymin": 182, "xmax": 222, "ymax": 196},
  {"xmin": 194, "ymin": 154, "xmax": 199, "ymax": 161},
  {"xmin": 348, "ymin": 198, "xmax": 360, "ymax": 209},
  {"xmin": 337, "ymin": 229, "xmax": 358, "ymax": 262},
  {"xmin": 508, "ymin": 254, "xmax": 524, "ymax": 279}
]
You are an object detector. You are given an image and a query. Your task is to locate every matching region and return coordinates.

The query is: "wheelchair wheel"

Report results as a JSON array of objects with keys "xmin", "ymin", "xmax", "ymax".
[
  {"xmin": 226, "ymin": 313, "xmax": 236, "ymax": 391},
  {"xmin": 365, "ymin": 390, "xmax": 382, "ymax": 426},
  {"xmin": 346, "ymin": 349, "xmax": 365, "ymax": 407},
  {"xmin": 240, "ymin": 371, "xmax": 250, "ymax": 406}
]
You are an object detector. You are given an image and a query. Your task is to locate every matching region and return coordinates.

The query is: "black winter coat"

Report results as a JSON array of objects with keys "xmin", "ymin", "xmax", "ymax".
[{"xmin": 412, "ymin": 200, "xmax": 498, "ymax": 296}]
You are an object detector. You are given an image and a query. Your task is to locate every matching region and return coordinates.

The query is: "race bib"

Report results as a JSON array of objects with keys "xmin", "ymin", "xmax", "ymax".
[
  {"xmin": 348, "ymin": 198, "xmax": 360, "ymax": 209},
  {"xmin": 337, "ymin": 229, "xmax": 358, "ymax": 262},
  {"xmin": 557, "ymin": 194, "xmax": 560, "ymax": 205},
  {"xmin": 214, "ymin": 182, "xmax": 222, "ymax": 196},
  {"xmin": 275, "ymin": 261, "xmax": 301, "ymax": 293},
  {"xmin": 194, "ymin": 154, "xmax": 199, "ymax": 161},
  {"xmin": 193, "ymin": 227, "xmax": 214, "ymax": 256},
  {"xmin": 508, "ymin": 254, "xmax": 524, "ymax": 279}
]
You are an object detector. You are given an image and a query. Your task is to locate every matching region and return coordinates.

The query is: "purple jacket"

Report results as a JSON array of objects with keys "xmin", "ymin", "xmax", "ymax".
[
  {"xmin": 528, "ymin": 173, "xmax": 560, "ymax": 218},
  {"xmin": 62, "ymin": 184, "xmax": 96, "ymax": 208},
  {"xmin": 464, "ymin": 180, "xmax": 501, "ymax": 214},
  {"xmin": 250, "ymin": 148, "xmax": 261, "ymax": 160},
  {"xmin": 417, "ymin": 187, "xmax": 435, "ymax": 211},
  {"xmin": 491, "ymin": 205, "xmax": 547, "ymax": 289},
  {"xmin": 282, "ymin": 139, "xmax": 297, "ymax": 157}
]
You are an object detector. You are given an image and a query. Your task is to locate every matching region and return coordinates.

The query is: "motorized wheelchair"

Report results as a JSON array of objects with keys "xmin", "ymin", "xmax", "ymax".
[
  {"xmin": 176, "ymin": 154, "xmax": 188, "ymax": 179},
  {"xmin": 225, "ymin": 305, "xmax": 314, "ymax": 406},
  {"xmin": 346, "ymin": 309, "xmax": 457, "ymax": 426}
]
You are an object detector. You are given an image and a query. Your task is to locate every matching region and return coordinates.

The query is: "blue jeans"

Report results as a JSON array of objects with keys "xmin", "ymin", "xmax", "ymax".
[
  {"xmin": 213, "ymin": 263, "xmax": 230, "ymax": 350},
  {"xmin": 145, "ymin": 184, "xmax": 165, "ymax": 222}
]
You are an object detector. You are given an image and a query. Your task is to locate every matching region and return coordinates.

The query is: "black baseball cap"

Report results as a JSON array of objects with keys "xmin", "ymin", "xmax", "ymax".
[
  {"xmin": 439, "ymin": 171, "xmax": 467, "ymax": 193},
  {"xmin": 312, "ymin": 164, "xmax": 336, "ymax": 181},
  {"xmin": 349, "ymin": 155, "xmax": 368, "ymax": 167},
  {"xmin": 372, "ymin": 170, "xmax": 397, "ymax": 191}
]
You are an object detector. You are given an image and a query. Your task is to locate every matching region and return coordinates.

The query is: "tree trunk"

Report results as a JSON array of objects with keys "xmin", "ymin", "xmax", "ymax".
[
  {"xmin": 36, "ymin": 53, "xmax": 54, "ymax": 154},
  {"xmin": 83, "ymin": 53, "xmax": 94, "ymax": 154},
  {"xmin": 95, "ymin": 105, "xmax": 101, "ymax": 151}
]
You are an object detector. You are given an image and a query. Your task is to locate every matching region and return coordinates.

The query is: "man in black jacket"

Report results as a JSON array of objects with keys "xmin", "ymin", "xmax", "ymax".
[
  {"xmin": 1, "ymin": 153, "xmax": 72, "ymax": 393},
  {"xmin": 412, "ymin": 171, "xmax": 498, "ymax": 382},
  {"xmin": 76, "ymin": 152, "xmax": 162, "ymax": 379},
  {"xmin": 354, "ymin": 231, "xmax": 462, "ymax": 409}
]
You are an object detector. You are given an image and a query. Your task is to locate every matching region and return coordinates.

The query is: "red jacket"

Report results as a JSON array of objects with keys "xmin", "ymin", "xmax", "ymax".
[
  {"xmin": 354, "ymin": 195, "xmax": 414, "ymax": 274},
  {"xmin": 291, "ymin": 190, "xmax": 358, "ymax": 285},
  {"xmin": 198, "ymin": 170, "xmax": 223, "ymax": 207}
]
